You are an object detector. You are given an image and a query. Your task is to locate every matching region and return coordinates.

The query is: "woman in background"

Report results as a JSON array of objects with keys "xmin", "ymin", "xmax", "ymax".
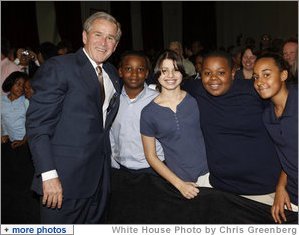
[{"xmin": 235, "ymin": 46, "xmax": 259, "ymax": 80}]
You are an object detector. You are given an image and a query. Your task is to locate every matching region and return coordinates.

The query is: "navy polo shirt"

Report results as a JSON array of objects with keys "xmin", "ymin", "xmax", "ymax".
[
  {"xmin": 183, "ymin": 79, "xmax": 281, "ymax": 195},
  {"xmin": 140, "ymin": 93, "xmax": 209, "ymax": 182},
  {"xmin": 263, "ymin": 85, "xmax": 298, "ymax": 205}
]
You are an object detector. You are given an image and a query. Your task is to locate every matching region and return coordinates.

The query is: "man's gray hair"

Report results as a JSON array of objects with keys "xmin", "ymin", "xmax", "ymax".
[{"xmin": 83, "ymin": 11, "xmax": 122, "ymax": 42}]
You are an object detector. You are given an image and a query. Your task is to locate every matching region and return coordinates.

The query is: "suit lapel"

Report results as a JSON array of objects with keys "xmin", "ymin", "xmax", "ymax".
[
  {"xmin": 75, "ymin": 49, "xmax": 120, "ymax": 130},
  {"xmin": 103, "ymin": 63, "xmax": 121, "ymax": 130},
  {"xmin": 76, "ymin": 49, "xmax": 102, "ymax": 113}
]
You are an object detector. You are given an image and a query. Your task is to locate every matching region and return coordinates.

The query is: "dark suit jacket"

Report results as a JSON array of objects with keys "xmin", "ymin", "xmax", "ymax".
[{"xmin": 26, "ymin": 48, "xmax": 120, "ymax": 199}]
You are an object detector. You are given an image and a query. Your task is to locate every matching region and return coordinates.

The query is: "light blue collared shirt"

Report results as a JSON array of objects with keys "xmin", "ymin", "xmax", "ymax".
[
  {"xmin": 1, "ymin": 95, "xmax": 28, "ymax": 141},
  {"xmin": 110, "ymin": 84, "xmax": 164, "ymax": 169}
]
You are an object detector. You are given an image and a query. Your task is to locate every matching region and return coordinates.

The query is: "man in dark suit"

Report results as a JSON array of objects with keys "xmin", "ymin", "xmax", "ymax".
[{"xmin": 26, "ymin": 12, "xmax": 122, "ymax": 224}]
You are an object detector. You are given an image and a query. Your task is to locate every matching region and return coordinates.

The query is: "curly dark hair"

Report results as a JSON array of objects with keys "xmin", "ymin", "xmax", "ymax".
[{"xmin": 2, "ymin": 71, "xmax": 29, "ymax": 93}]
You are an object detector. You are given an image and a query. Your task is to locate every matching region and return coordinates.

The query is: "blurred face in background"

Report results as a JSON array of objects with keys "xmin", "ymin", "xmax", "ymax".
[
  {"xmin": 24, "ymin": 80, "xmax": 34, "ymax": 99},
  {"xmin": 242, "ymin": 49, "xmax": 257, "ymax": 71},
  {"xmin": 169, "ymin": 42, "xmax": 183, "ymax": 57},
  {"xmin": 194, "ymin": 55, "xmax": 203, "ymax": 74},
  {"xmin": 283, "ymin": 42, "xmax": 298, "ymax": 66}
]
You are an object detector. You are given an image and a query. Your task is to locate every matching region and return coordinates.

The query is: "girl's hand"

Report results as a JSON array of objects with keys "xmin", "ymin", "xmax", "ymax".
[
  {"xmin": 178, "ymin": 181, "xmax": 200, "ymax": 199},
  {"xmin": 1, "ymin": 135, "xmax": 9, "ymax": 143},
  {"xmin": 11, "ymin": 139, "xmax": 26, "ymax": 149},
  {"xmin": 271, "ymin": 187, "xmax": 292, "ymax": 224}
]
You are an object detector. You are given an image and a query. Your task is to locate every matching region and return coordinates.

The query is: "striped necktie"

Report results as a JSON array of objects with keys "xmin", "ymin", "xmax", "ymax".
[{"xmin": 96, "ymin": 66, "xmax": 105, "ymax": 104}]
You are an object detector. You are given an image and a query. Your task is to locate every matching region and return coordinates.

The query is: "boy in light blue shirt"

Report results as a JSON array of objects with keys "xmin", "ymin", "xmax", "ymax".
[{"xmin": 110, "ymin": 51, "xmax": 164, "ymax": 173}]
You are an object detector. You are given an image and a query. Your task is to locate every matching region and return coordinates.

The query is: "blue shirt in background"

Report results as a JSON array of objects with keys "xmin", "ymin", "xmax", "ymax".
[{"xmin": 1, "ymin": 95, "xmax": 28, "ymax": 141}]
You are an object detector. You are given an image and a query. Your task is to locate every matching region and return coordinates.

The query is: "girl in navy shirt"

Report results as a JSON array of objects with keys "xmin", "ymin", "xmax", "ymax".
[
  {"xmin": 140, "ymin": 50, "xmax": 209, "ymax": 199},
  {"xmin": 253, "ymin": 53, "xmax": 298, "ymax": 224}
]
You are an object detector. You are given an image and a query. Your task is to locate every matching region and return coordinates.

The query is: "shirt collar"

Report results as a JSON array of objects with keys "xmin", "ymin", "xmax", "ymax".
[
  {"xmin": 83, "ymin": 48, "xmax": 102, "ymax": 72},
  {"xmin": 283, "ymin": 86, "xmax": 297, "ymax": 117},
  {"xmin": 121, "ymin": 83, "xmax": 149, "ymax": 102},
  {"xmin": 269, "ymin": 87, "xmax": 297, "ymax": 120}
]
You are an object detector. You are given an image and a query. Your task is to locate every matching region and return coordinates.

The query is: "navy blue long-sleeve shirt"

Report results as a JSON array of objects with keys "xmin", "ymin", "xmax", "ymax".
[
  {"xmin": 263, "ymin": 85, "xmax": 298, "ymax": 204},
  {"xmin": 183, "ymin": 78, "xmax": 281, "ymax": 195}
]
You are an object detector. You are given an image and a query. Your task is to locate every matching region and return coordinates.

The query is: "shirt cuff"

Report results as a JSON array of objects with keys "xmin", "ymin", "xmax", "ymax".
[
  {"xmin": 14, "ymin": 58, "xmax": 20, "ymax": 65},
  {"xmin": 41, "ymin": 170, "xmax": 58, "ymax": 181},
  {"xmin": 34, "ymin": 59, "xmax": 40, "ymax": 67},
  {"xmin": 111, "ymin": 157, "xmax": 120, "ymax": 169}
]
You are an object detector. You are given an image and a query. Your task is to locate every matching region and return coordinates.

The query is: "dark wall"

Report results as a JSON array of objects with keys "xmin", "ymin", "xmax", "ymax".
[
  {"xmin": 2, "ymin": 1, "xmax": 40, "ymax": 51},
  {"xmin": 54, "ymin": 2, "xmax": 82, "ymax": 51},
  {"xmin": 110, "ymin": 1, "xmax": 132, "ymax": 60},
  {"xmin": 141, "ymin": 2, "xmax": 164, "ymax": 53},
  {"xmin": 182, "ymin": 2, "xmax": 217, "ymax": 50}
]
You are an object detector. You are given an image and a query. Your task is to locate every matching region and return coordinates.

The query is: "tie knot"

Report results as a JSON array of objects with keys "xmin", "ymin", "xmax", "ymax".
[{"xmin": 96, "ymin": 66, "xmax": 102, "ymax": 75}]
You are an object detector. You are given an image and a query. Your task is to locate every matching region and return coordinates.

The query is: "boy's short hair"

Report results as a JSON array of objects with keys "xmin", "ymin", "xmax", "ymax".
[
  {"xmin": 203, "ymin": 50, "xmax": 233, "ymax": 70},
  {"xmin": 2, "ymin": 71, "xmax": 28, "ymax": 93},
  {"xmin": 118, "ymin": 50, "xmax": 151, "ymax": 71}
]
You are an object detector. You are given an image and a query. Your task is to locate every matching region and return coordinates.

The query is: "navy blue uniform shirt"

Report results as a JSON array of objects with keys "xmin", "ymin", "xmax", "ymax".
[
  {"xmin": 183, "ymin": 79, "xmax": 281, "ymax": 195},
  {"xmin": 263, "ymin": 85, "xmax": 298, "ymax": 204}
]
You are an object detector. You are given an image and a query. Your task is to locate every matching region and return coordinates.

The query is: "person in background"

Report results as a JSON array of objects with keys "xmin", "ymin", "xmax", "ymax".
[
  {"xmin": 36, "ymin": 42, "xmax": 58, "ymax": 64},
  {"xmin": 140, "ymin": 50, "xmax": 209, "ymax": 199},
  {"xmin": 1, "ymin": 71, "xmax": 29, "ymax": 147},
  {"xmin": 193, "ymin": 53, "xmax": 204, "ymax": 79},
  {"xmin": 1, "ymin": 71, "xmax": 39, "ymax": 223},
  {"xmin": 259, "ymin": 34, "xmax": 272, "ymax": 52},
  {"xmin": 234, "ymin": 46, "xmax": 259, "ymax": 80},
  {"xmin": 57, "ymin": 39, "xmax": 73, "ymax": 55},
  {"xmin": 1, "ymin": 37, "xmax": 21, "ymax": 94},
  {"xmin": 15, "ymin": 47, "xmax": 39, "ymax": 78},
  {"xmin": 183, "ymin": 53, "xmax": 204, "ymax": 82},
  {"xmin": 110, "ymin": 50, "xmax": 164, "ymax": 173},
  {"xmin": 230, "ymin": 46, "xmax": 242, "ymax": 71},
  {"xmin": 169, "ymin": 41, "xmax": 196, "ymax": 76},
  {"xmin": 253, "ymin": 53, "xmax": 298, "ymax": 224},
  {"xmin": 26, "ymin": 11, "xmax": 121, "ymax": 224},
  {"xmin": 282, "ymin": 38, "xmax": 298, "ymax": 84},
  {"xmin": 24, "ymin": 77, "xmax": 34, "ymax": 100},
  {"xmin": 23, "ymin": 76, "xmax": 34, "ymax": 110}
]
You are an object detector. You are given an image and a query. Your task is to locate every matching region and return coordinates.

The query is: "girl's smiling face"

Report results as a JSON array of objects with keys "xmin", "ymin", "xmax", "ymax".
[
  {"xmin": 10, "ymin": 78, "xmax": 25, "ymax": 100},
  {"xmin": 158, "ymin": 59, "xmax": 183, "ymax": 91},
  {"xmin": 253, "ymin": 57, "xmax": 288, "ymax": 99}
]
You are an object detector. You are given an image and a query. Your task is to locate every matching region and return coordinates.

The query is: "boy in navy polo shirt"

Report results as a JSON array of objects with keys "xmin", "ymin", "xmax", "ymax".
[{"xmin": 183, "ymin": 51, "xmax": 281, "ymax": 205}]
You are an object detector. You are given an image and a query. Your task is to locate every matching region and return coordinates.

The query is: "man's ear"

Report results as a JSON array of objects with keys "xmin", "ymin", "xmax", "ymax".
[
  {"xmin": 82, "ymin": 31, "xmax": 87, "ymax": 45},
  {"xmin": 281, "ymin": 70, "xmax": 288, "ymax": 82}
]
